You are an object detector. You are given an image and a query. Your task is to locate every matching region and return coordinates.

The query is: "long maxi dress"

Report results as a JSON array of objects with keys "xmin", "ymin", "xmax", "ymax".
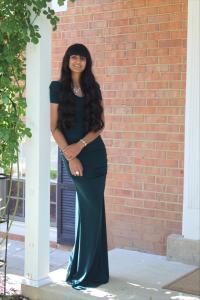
[{"xmin": 49, "ymin": 81, "xmax": 109, "ymax": 289}]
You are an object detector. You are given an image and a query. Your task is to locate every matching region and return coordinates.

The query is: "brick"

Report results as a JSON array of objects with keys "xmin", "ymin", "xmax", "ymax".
[
  {"xmin": 169, "ymin": 47, "xmax": 187, "ymax": 56},
  {"xmin": 166, "ymin": 220, "xmax": 181, "ymax": 232},
  {"xmin": 137, "ymin": 23, "xmax": 159, "ymax": 32},
  {"xmin": 159, "ymin": 55, "xmax": 182, "ymax": 64},
  {"xmin": 145, "ymin": 115, "xmax": 168, "ymax": 123},
  {"xmin": 93, "ymin": 12, "xmax": 112, "ymax": 20},
  {"xmin": 148, "ymin": 48, "xmax": 169, "ymax": 56},
  {"xmin": 159, "ymin": 39, "xmax": 183, "ymax": 48},
  {"xmin": 156, "ymin": 107, "xmax": 184, "ymax": 115},
  {"xmin": 134, "ymin": 141, "xmax": 156, "ymax": 149},
  {"xmin": 157, "ymin": 176, "xmax": 179, "ymax": 185},
  {"xmin": 166, "ymin": 202, "xmax": 182, "ymax": 211},
  {"xmin": 125, "ymin": 199, "xmax": 144, "ymax": 208},
  {"xmin": 136, "ymin": 40, "xmax": 158, "ymax": 49},
  {"xmin": 160, "ymin": 72, "xmax": 181, "ymax": 80},
  {"xmin": 108, "ymin": 18, "xmax": 129, "ymax": 27},
  {"xmin": 166, "ymin": 168, "xmax": 184, "ymax": 177},
  {"xmin": 146, "ymin": 81, "xmax": 169, "ymax": 89},
  {"xmin": 156, "ymin": 193, "xmax": 179, "ymax": 202},
  {"xmin": 144, "ymin": 183, "xmax": 166, "ymax": 193},
  {"xmin": 146, "ymin": 64, "xmax": 169, "ymax": 72},
  {"xmin": 148, "ymin": 31, "xmax": 171, "ymax": 40},
  {"xmin": 135, "ymin": 7, "xmax": 158, "ymax": 16},
  {"xmin": 147, "ymin": 0, "xmax": 170, "ymax": 6},
  {"xmin": 148, "ymin": 14, "xmax": 170, "ymax": 23},
  {"xmin": 137, "ymin": 56, "xmax": 158, "ymax": 65},
  {"xmin": 155, "ymin": 142, "xmax": 179, "ymax": 151},
  {"xmin": 171, "ymin": 31, "xmax": 187, "ymax": 39},
  {"xmin": 159, "ymin": 22, "xmax": 183, "ymax": 31},
  {"xmin": 134, "ymin": 191, "xmax": 156, "ymax": 200},
  {"xmin": 123, "ymin": 0, "xmax": 146, "ymax": 8},
  {"xmin": 146, "ymin": 98, "xmax": 169, "ymax": 106},
  {"xmin": 114, "ymin": 26, "xmax": 138, "ymax": 35},
  {"xmin": 158, "ymin": 4, "xmax": 182, "ymax": 14},
  {"xmin": 134, "ymin": 207, "xmax": 156, "ymax": 218},
  {"xmin": 167, "ymin": 115, "xmax": 184, "ymax": 124}
]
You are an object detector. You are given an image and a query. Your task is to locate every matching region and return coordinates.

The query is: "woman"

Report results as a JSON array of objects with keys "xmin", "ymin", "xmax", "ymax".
[{"xmin": 49, "ymin": 44, "xmax": 109, "ymax": 289}]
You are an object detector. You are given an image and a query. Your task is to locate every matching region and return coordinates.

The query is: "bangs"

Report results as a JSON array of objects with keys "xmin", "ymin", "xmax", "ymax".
[{"xmin": 67, "ymin": 44, "xmax": 89, "ymax": 59}]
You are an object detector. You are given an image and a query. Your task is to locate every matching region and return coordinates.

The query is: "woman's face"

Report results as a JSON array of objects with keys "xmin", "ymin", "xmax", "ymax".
[{"xmin": 69, "ymin": 54, "xmax": 87, "ymax": 74}]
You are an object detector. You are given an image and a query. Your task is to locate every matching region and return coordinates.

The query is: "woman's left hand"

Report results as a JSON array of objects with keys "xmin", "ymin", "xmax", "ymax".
[{"xmin": 63, "ymin": 142, "xmax": 83, "ymax": 161}]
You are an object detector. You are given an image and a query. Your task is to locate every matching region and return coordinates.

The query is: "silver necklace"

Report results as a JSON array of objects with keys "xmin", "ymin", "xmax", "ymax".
[{"xmin": 72, "ymin": 86, "xmax": 82, "ymax": 96}]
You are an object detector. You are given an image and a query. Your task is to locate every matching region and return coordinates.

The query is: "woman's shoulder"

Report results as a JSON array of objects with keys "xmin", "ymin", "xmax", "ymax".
[
  {"xmin": 49, "ymin": 80, "xmax": 62, "ymax": 104},
  {"xmin": 49, "ymin": 80, "xmax": 62, "ymax": 90}
]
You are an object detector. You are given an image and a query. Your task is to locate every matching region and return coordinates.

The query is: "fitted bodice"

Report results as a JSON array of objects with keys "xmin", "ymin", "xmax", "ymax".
[
  {"xmin": 62, "ymin": 94, "xmax": 86, "ymax": 144},
  {"xmin": 49, "ymin": 80, "xmax": 104, "ymax": 151}
]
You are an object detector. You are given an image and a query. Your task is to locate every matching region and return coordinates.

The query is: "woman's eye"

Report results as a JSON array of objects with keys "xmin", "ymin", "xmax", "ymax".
[{"xmin": 70, "ymin": 55, "xmax": 86, "ymax": 61}]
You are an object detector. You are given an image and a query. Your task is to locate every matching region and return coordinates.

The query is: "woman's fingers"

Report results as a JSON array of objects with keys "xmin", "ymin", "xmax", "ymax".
[
  {"xmin": 73, "ymin": 166, "xmax": 83, "ymax": 176},
  {"xmin": 75, "ymin": 168, "xmax": 83, "ymax": 176},
  {"xmin": 68, "ymin": 158, "xmax": 83, "ymax": 176},
  {"xmin": 73, "ymin": 170, "xmax": 82, "ymax": 176},
  {"xmin": 79, "ymin": 168, "xmax": 83, "ymax": 176}
]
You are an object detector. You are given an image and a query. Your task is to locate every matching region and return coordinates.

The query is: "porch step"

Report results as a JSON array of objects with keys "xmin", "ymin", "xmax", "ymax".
[
  {"xmin": 22, "ymin": 275, "xmax": 118, "ymax": 300},
  {"xmin": 21, "ymin": 248, "xmax": 197, "ymax": 300}
]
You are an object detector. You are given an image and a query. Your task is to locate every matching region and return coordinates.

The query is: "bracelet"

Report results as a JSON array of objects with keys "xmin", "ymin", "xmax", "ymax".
[{"xmin": 79, "ymin": 139, "xmax": 87, "ymax": 147}]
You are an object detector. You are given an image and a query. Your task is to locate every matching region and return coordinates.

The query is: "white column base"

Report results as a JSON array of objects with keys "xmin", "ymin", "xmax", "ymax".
[
  {"xmin": 167, "ymin": 234, "xmax": 200, "ymax": 266},
  {"xmin": 22, "ymin": 276, "xmax": 51, "ymax": 288}
]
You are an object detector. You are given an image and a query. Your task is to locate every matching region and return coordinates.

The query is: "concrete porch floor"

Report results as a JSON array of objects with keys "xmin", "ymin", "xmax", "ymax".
[{"xmin": 1, "ymin": 240, "xmax": 199, "ymax": 300}]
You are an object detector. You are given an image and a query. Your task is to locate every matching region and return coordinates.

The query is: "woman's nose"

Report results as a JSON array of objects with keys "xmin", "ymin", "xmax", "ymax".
[{"xmin": 75, "ymin": 56, "xmax": 81, "ymax": 63}]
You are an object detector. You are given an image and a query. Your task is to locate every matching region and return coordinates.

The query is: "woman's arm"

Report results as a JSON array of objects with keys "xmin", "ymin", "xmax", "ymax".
[
  {"xmin": 51, "ymin": 103, "xmax": 83, "ymax": 176},
  {"xmin": 50, "ymin": 103, "xmax": 69, "ymax": 150}
]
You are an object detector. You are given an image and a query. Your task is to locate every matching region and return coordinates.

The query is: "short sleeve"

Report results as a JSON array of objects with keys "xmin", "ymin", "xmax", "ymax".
[{"xmin": 49, "ymin": 81, "xmax": 62, "ymax": 104}]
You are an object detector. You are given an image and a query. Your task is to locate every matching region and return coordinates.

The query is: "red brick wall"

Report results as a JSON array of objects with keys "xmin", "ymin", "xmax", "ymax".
[{"xmin": 52, "ymin": 0, "xmax": 187, "ymax": 255}]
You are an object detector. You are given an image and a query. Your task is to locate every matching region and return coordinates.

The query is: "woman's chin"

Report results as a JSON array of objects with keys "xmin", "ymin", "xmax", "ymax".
[{"xmin": 71, "ymin": 68, "xmax": 83, "ymax": 73}]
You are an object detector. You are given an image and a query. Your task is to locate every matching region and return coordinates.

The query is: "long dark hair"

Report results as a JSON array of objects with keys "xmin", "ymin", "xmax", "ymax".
[{"xmin": 57, "ymin": 44, "xmax": 104, "ymax": 133}]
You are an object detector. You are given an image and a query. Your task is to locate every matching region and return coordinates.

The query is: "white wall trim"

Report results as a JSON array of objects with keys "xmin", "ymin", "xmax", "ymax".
[{"xmin": 182, "ymin": 0, "xmax": 200, "ymax": 240}]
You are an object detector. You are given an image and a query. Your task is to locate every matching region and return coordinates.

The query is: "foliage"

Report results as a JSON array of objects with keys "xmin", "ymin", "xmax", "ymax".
[
  {"xmin": 0, "ymin": 0, "xmax": 76, "ymax": 174},
  {"xmin": 0, "ymin": 0, "xmax": 75, "ymax": 233},
  {"xmin": 50, "ymin": 169, "xmax": 57, "ymax": 180},
  {"xmin": 0, "ymin": 0, "xmax": 61, "ymax": 173}
]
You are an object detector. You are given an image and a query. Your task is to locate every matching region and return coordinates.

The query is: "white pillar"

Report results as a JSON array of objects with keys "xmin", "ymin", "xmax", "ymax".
[
  {"xmin": 182, "ymin": 0, "xmax": 200, "ymax": 240},
  {"xmin": 24, "ymin": 15, "xmax": 51, "ymax": 286}
]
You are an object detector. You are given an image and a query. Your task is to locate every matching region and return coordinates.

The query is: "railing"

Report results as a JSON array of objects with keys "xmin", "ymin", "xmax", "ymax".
[{"xmin": 0, "ymin": 173, "xmax": 10, "ymax": 296}]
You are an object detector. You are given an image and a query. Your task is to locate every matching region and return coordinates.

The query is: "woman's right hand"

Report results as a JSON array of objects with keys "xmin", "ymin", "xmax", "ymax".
[{"xmin": 68, "ymin": 157, "xmax": 83, "ymax": 176}]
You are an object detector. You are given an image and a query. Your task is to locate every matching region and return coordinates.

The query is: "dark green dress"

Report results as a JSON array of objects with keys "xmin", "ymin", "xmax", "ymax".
[{"xmin": 49, "ymin": 81, "xmax": 109, "ymax": 289}]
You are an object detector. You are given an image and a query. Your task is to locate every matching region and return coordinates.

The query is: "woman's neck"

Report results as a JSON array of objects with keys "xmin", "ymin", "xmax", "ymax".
[{"xmin": 71, "ymin": 73, "xmax": 81, "ymax": 88}]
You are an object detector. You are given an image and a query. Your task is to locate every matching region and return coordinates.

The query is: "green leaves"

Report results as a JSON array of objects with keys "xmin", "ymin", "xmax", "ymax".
[
  {"xmin": 58, "ymin": 0, "xmax": 65, "ymax": 5},
  {"xmin": 0, "ymin": 0, "xmax": 76, "ymax": 172}
]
